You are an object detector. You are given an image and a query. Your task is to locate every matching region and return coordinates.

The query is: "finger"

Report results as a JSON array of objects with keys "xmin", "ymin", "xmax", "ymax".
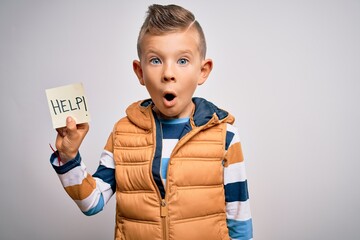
[
  {"xmin": 77, "ymin": 123, "xmax": 90, "ymax": 132},
  {"xmin": 56, "ymin": 127, "xmax": 66, "ymax": 137},
  {"xmin": 55, "ymin": 132, "xmax": 64, "ymax": 150}
]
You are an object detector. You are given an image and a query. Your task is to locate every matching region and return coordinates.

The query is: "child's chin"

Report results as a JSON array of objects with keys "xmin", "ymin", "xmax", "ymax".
[{"xmin": 157, "ymin": 109, "xmax": 180, "ymax": 119}]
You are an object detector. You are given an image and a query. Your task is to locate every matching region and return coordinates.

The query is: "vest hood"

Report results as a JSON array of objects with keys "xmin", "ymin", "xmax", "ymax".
[{"xmin": 125, "ymin": 97, "xmax": 234, "ymax": 130}]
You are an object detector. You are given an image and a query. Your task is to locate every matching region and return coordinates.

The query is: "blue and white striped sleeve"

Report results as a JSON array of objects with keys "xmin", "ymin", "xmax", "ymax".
[
  {"xmin": 50, "ymin": 149, "xmax": 116, "ymax": 216},
  {"xmin": 224, "ymin": 124, "xmax": 253, "ymax": 240}
]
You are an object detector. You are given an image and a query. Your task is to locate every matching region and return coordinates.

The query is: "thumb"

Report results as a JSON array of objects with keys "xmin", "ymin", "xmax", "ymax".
[{"xmin": 65, "ymin": 116, "xmax": 77, "ymax": 135}]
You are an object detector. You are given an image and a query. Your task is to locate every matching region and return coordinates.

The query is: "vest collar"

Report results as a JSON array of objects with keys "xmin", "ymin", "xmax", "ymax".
[{"xmin": 125, "ymin": 97, "xmax": 234, "ymax": 130}]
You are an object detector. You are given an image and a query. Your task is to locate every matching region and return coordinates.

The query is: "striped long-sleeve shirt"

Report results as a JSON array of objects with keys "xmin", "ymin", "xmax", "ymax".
[{"xmin": 51, "ymin": 120, "xmax": 253, "ymax": 239}]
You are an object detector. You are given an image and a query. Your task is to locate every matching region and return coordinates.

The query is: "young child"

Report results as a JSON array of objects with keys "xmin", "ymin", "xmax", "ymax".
[{"xmin": 51, "ymin": 4, "xmax": 253, "ymax": 240}]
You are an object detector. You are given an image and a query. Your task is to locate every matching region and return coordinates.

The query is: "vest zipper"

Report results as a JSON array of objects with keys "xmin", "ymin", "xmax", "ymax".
[
  {"xmin": 150, "ymin": 115, "xmax": 169, "ymax": 240},
  {"xmin": 160, "ymin": 199, "xmax": 168, "ymax": 240}
]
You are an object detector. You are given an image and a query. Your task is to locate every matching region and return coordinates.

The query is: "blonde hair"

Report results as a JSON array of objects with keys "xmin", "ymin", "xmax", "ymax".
[{"xmin": 137, "ymin": 4, "xmax": 207, "ymax": 59}]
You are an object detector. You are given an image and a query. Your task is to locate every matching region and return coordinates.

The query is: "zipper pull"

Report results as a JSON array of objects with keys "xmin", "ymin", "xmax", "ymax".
[{"xmin": 160, "ymin": 199, "xmax": 168, "ymax": 217}]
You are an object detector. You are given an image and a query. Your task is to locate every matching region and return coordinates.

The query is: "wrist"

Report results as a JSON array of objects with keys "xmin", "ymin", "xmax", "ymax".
[
  {"xmin": 58, "ymin": 151, "xmax": 78, "ymax": 163},
  {"xmin": 50, "ymin": 151, "xmax": 81, "ymax": 175}
]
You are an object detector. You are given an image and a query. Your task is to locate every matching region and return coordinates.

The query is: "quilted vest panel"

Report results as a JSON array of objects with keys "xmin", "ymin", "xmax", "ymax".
[{"xmin": 113, "ymin": 115, "xmax": 230, "ymax": 240}]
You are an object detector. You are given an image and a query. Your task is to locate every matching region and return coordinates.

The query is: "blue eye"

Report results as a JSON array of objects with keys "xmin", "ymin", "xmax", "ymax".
[
  {"xmin": 177, "ymin": 58, "xmax": 188, "ymax": 65},
  {"xmin": 150, "ymin": 58, "xmax": 161, "ymax": 65}
]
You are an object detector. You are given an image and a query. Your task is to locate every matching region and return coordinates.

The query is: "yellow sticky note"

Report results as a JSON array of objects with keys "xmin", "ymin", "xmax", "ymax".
[{"xmin": 45, "ymin": 83, "xmax": 91, "ymax": 129}]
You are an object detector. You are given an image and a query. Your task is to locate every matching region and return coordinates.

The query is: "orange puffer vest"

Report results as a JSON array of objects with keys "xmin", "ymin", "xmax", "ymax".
[{"xmin": 112, "ymin": 98, "xmax": 234, "ymax": 240}]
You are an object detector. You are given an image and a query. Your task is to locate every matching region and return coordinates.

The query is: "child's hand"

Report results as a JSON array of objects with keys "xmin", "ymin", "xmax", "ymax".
[{"xmin": 55, "ymin": 116, "xmax": 89, "ymax": 163}]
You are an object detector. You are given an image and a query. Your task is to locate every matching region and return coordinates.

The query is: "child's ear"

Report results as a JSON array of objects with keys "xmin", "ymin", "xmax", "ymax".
[
  {"xmin": 133, "ymin": 60, "xmax": 145, "ymax": 85},
  {"xmin": 198, "ymin": 59, "xmax": 213, "ymax": 85}
]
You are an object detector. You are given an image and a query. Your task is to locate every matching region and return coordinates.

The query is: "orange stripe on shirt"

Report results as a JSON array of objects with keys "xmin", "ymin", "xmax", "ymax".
[
  {"xmin": 64, "ymin": 174, "xmax": 96, "ymax": 200},
  {"xmin": 104, "ymin": 132, "xmax": 114, "ymax": 153},
  {"xmin": 223, "ymin": 142, "xmax": 244, "ymax": 167}
]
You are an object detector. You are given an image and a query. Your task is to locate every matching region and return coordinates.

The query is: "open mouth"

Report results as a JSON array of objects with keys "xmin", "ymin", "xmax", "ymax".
[{"xmin": 164, "ymin": 93, "xmax": 176, "ymax": 101}]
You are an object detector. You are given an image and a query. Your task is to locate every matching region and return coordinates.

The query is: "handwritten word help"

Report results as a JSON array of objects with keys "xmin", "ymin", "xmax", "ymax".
[{"xmin": 50, "ymin": 96, "xmax": 88, "ymax": 115}]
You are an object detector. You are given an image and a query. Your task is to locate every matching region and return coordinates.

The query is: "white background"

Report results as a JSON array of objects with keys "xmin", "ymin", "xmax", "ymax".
[{"xmin": 0, "ymin": 0, "xmax": 359, "ymax": 239}]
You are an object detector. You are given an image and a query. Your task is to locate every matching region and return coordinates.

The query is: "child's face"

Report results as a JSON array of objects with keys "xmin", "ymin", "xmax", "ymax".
[{"xmin": 133, "ymin": 28, "xmax": 213, "ymax": 119}]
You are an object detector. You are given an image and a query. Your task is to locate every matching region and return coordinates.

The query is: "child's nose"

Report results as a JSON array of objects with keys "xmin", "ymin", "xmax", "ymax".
[{"xmin": 162, "ymin": 64, "xmax": 176, "ymax": 82}]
